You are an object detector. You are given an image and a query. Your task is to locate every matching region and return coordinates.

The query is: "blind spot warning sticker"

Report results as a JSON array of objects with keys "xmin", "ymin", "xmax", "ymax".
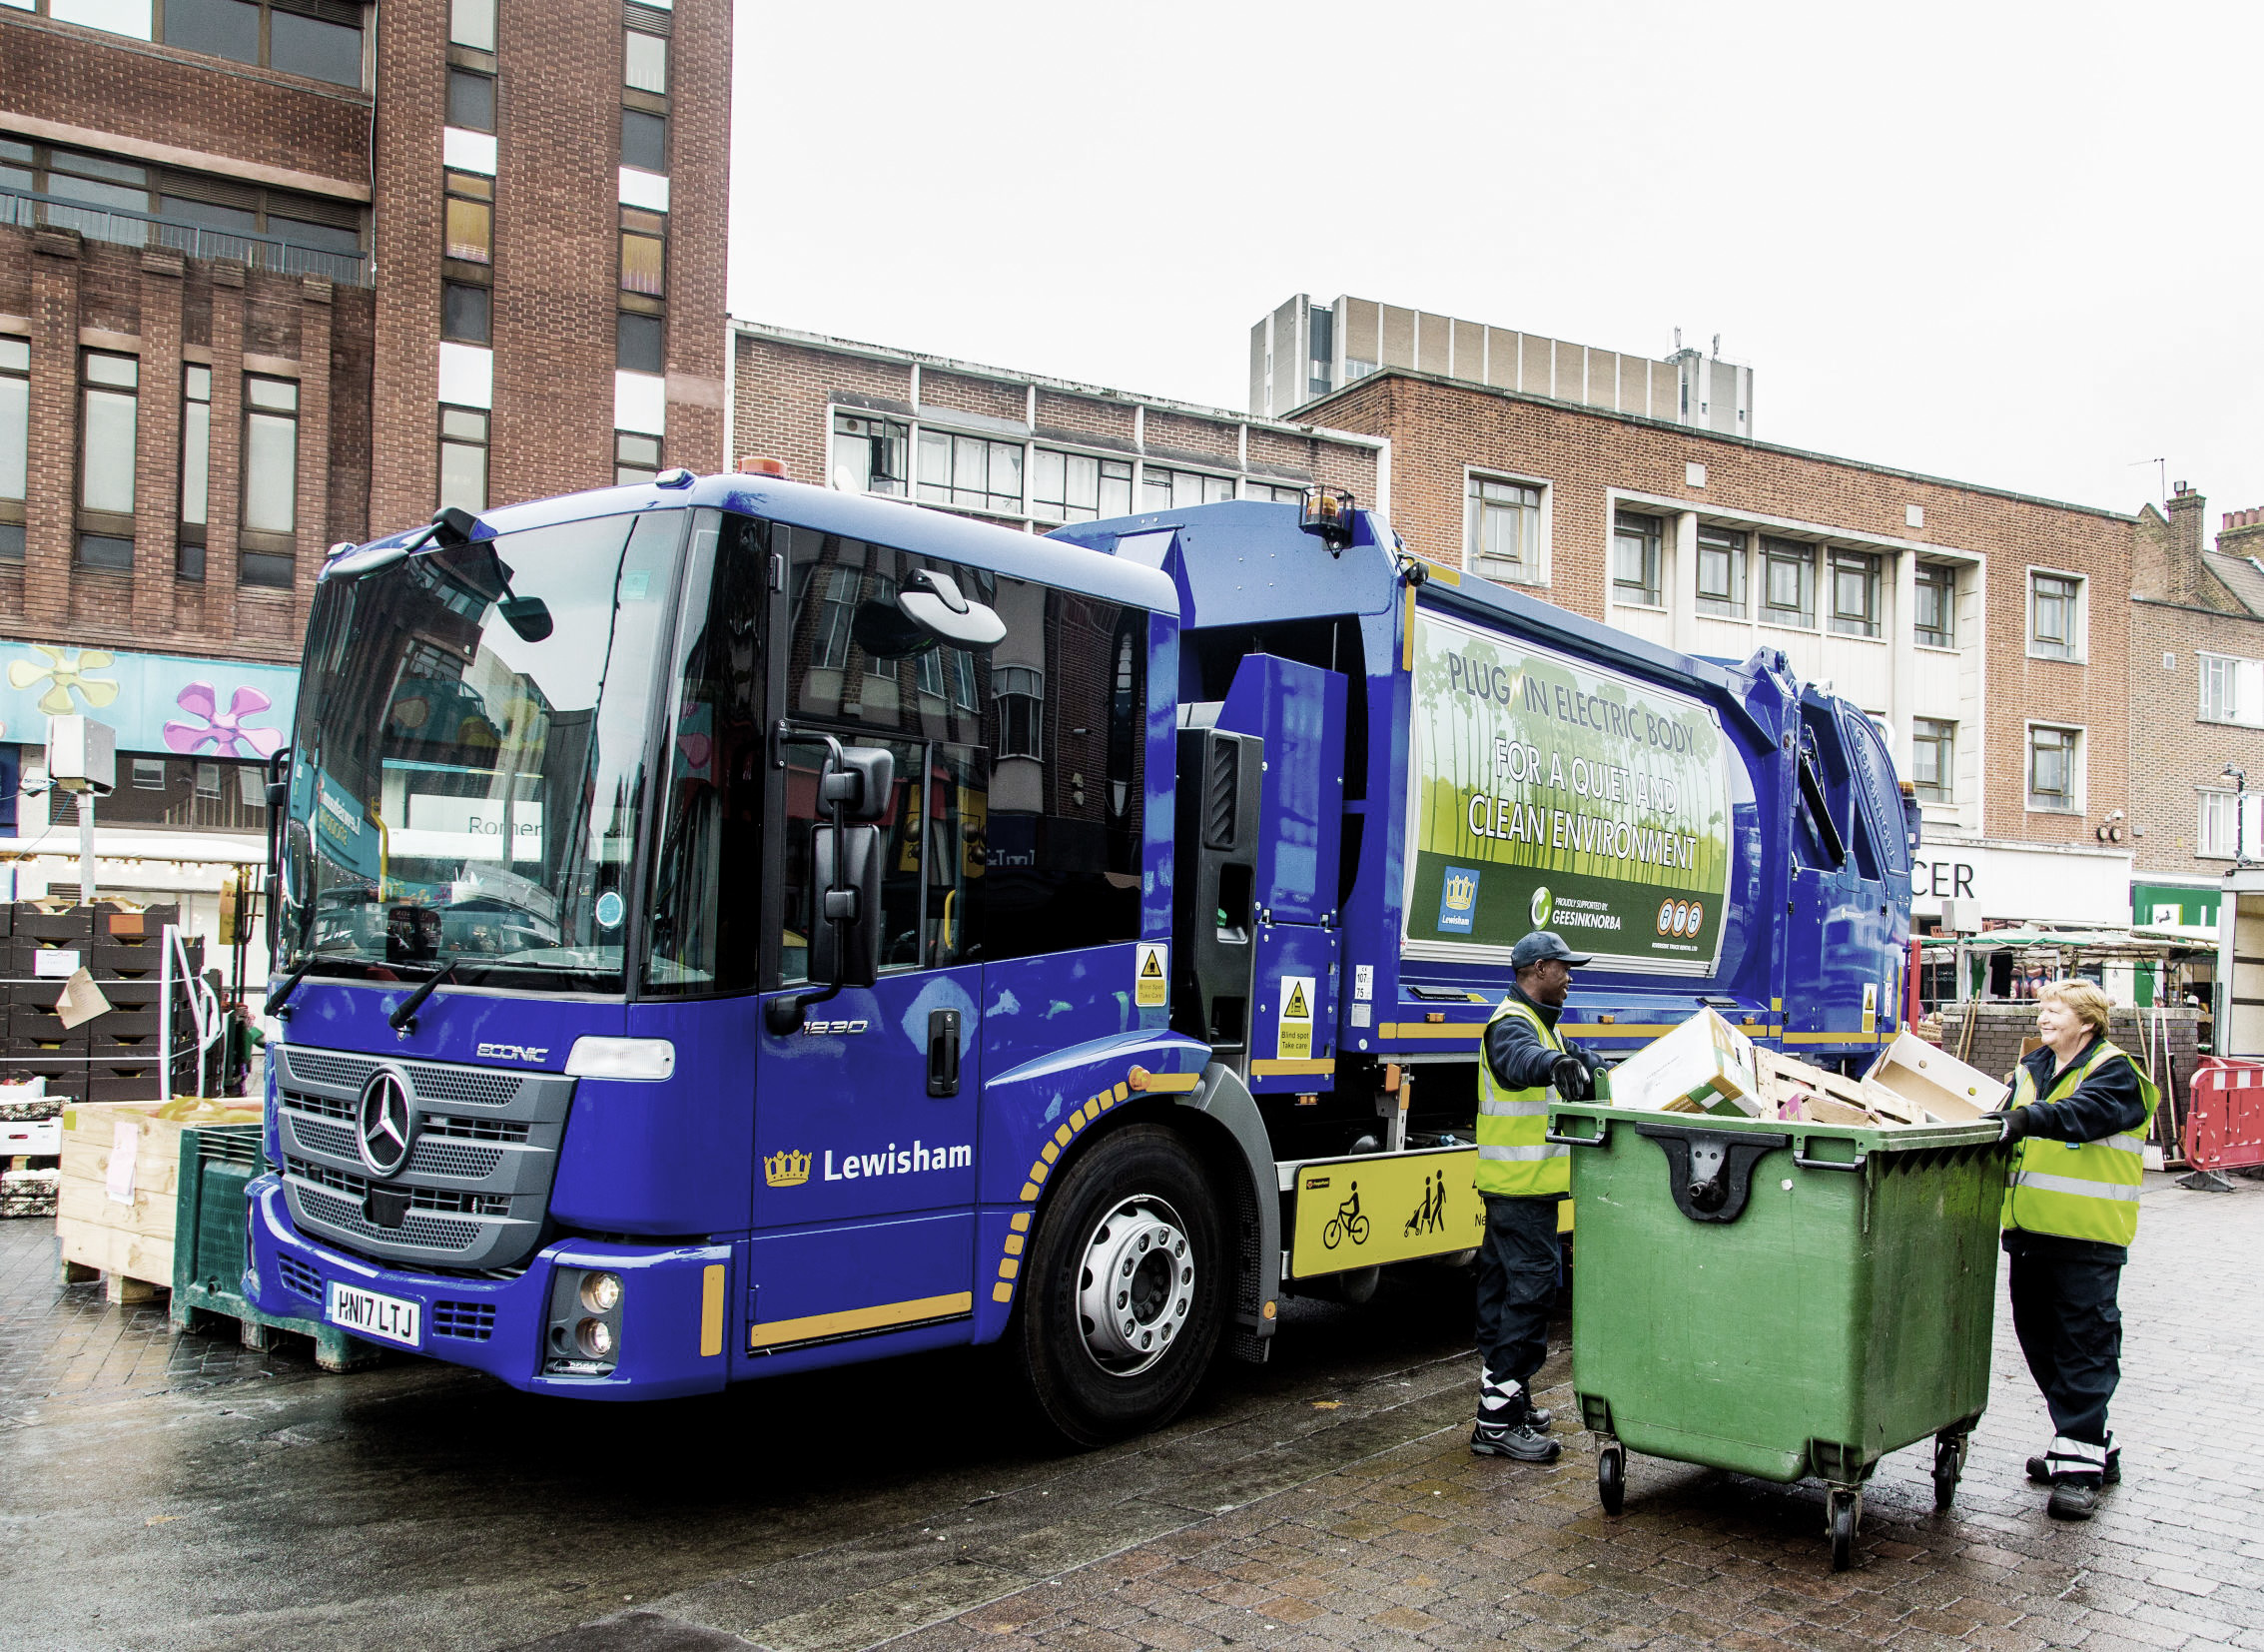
[
  {"xmin": 1862, "ymin": 981, "xmax": 1879, "ymax": 1034},
  {"xmin": 1134, "ymin": 943, "xmax": 1168, "ymax": 1008},
  {"xmin": 1278, "ymin": 975, "xmax": 1315, "ymax": 1060}
]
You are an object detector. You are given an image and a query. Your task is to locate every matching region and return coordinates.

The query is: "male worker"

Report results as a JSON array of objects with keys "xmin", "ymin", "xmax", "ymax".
[
  {"xmin": 1988, "ymin": 978, "xmax": 2157, "ymax": 1521},
  {"xmin": 1471, "ymin": 930, "xmax": 1606, "ymax": 1462}
]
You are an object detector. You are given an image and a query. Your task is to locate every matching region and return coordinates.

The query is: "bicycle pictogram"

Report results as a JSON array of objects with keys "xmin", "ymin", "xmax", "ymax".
[{"xmin": 1321, "ymin": 1183, "xmax": 1369, "ymax": 1249}]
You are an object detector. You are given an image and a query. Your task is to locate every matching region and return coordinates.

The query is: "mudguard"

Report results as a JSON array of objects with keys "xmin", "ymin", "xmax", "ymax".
[{"xmin": 1179, "ymin": 1062, "xmax": 1281, "ymax": 1361}]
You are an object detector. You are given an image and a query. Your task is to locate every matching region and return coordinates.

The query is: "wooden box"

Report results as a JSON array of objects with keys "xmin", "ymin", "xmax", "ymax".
[{"xmin": 55, "ymin": 1098, "xmax": 263, "ymax": 1298}]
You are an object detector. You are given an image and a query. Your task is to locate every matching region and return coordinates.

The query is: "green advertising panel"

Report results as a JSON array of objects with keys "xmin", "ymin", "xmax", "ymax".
[{"xmin": 1404, "ymin": 609, "xmax": 1733, "ymax": 972}]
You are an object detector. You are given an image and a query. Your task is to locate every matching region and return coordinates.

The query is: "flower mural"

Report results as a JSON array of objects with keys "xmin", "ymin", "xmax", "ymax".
[
  {"xmin": 6, "ymin": 646, "xmax": 122, "ymax": 716},
  {"xmin": 163, "ymin": 683, "xmax": 288, "ymax": 759}
]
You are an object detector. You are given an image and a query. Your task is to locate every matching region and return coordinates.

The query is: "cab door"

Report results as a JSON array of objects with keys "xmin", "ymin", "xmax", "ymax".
[{"xmin": 743, "ymin": 527, "xmax": 993, "ymax": 1361}]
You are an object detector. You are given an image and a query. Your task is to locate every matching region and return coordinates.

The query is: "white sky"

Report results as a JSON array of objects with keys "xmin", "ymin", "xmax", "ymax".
[{"xmin": 728, "ymin": 0, "xmax": 2262, "ymax": 525}]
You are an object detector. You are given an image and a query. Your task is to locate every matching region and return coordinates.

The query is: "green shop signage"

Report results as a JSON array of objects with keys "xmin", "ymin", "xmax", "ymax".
[{"xmin": 1403, "ymin": 609, "xmax": 1733, "ymax": 973}]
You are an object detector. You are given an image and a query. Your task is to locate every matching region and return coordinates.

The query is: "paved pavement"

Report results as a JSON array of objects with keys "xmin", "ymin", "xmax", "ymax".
[{"xmin": 1, "ymin": 1173, "xmax": 2258, "ymax": 1652}]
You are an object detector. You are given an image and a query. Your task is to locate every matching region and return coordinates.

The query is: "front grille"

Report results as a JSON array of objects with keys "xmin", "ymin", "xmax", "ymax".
[
  {"xmin": 432, "ymin": 1300, "xmax": 496, "ymax": 1341},
  {"xmin": 276, "ymin": 1253, "xmax": 322, "ymax": 1300},
  {"xmin": 300, "ymin": 1187, "xmax": 480, "ymax": 1251},
  {"xmin": 274, "ymin": 1044, "xmax": 574, "ymax": 1271},
  {"xmin": 410, "ymin": 1141, "xmax": 504, "ymax": 1180}
]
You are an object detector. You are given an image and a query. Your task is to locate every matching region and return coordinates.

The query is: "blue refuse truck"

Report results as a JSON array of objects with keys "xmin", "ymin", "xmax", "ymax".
[{"xmin": 246, "ymin": 471, "xmax": 1914, "ymax": 1442}]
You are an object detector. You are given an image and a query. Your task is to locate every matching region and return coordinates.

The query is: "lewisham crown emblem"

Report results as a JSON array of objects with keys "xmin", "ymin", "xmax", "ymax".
[
  {"xmin": 764, "ymin": 1148, "xmax": 811, "ymax": 1188},
  {"xmin": 1441, "ymin": 870, "xmax": 1478, "ymax": 912}
]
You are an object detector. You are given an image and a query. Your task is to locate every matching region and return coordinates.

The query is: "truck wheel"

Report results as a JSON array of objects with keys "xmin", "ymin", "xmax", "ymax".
[{"xmin": 1017, "ymin": 1123, "xmax": 1225, "ymax": 1447}]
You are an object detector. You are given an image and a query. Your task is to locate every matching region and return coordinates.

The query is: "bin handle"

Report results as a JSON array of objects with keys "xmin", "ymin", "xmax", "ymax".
[
  {"xmin": 1791, "ymin": 1138, "xmax": 1869, "ymax": 1174},
  {"xmin": 1546, "ymin": 1114, "xmax": 1610, "ymax": 1148}
]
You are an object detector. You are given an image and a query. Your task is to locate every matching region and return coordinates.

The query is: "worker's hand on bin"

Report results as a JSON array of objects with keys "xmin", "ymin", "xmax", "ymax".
[
  {"xmin": 1552, "ymin": 1055, "xmax": 1592, "ymax": 1103},
  {"xmin": 1982, "ymin": 1106, "xmax": 2032, "ymax": 1144}
]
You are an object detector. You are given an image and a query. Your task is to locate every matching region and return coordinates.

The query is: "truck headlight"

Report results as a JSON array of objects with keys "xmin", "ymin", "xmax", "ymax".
[
  {"xmin": 575, "ymin": 1317, "xmax": 616, "ymax": 1358},
  {"xmin": 579, "ymin": 1270, "xmax": 622, "ymax": 1313}
]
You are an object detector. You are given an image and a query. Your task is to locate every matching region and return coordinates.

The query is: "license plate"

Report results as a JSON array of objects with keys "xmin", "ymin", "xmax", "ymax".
[{"xmin": 326, "ymin": 1280, "xmax": 421, "ymax": 1347}]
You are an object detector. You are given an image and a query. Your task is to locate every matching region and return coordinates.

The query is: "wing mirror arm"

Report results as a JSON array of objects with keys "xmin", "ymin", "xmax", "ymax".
[{"xmin": 765, "ymin": 728, "xmax": 893, "ymax": 1035}]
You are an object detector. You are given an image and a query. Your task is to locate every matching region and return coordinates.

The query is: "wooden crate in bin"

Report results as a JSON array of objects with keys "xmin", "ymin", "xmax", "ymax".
[{"xmin": 56, "ymin": 1097, "xmax": 263, "ymax": 1301}]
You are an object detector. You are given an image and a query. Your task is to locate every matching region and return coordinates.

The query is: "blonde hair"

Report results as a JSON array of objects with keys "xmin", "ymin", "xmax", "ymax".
[{"xmin": 2037, "ymin": 979, "xmax": 2112, "ymax": 1039}]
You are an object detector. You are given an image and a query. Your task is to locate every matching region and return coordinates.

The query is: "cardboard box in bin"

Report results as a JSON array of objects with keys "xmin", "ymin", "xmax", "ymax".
[
  {"xmin": 1606, "ymin": 1008, "xmax": 1762, "ymax": 1116},
  {"xmin": 1862, "ymin": 1030, "xmax": 2008, "ymax": 1123}
]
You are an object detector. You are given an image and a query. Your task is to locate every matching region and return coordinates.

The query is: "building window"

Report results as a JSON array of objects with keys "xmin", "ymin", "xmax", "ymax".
[
  {"xmin": 444, "ymin": 170, "xmax": 492, "ymax": 264},
  {"xmin": 1612, "ymin": 510, "xmax": 1662, "ymax": 606},
  {"xmin": 446, "ymin": 68, "xmax": 496, "ymax": 133},
  {"xmin": 80, "ymin": 350, "xmax": 138, "ymax": 515},
  {"xmin": 239, "ymin": 549, "xmax": 293, "ymax": 587},
  {"xmin": 1914, "ymin": 560, "xmax": 1956, "ymax": 648},
  {"xmin": 1345, "ymin": 358, "xmax": 1376, "ymax": 382},
  {"xmin": 1465, "ymin": 474, "xmax": 1540, "ymax": 582},
  {"xmin": 132, "ymin": 757, "xmax": 166, "ymax": 790},
  {"xmin": 1696, "ymin": 524, "xmax": 1748, "ymax": 617},
  {"xmin": 1031, "ymin": 449, "xmax": 1132, "ymax": 523},
  {"xmin": 1140, "ymin": 464, "xmax": 1233, "ymax": 513},
  {"xmin": 994, "ymin": 665, "xmax": 1044, "ymax": 760},
  {"xmin": 615, "ymin": 431, "xmax": 660, "ymax": 485},
  {"xmin": 919, "ymin": 429, "xmax": 1025, "ymax": 515},
  {"xmin": 621, "ymin": 109, "xmax": 667, "ymax": 173},
  {"xmin": 2198, "ymin": 792, "xmax": 2237, "ymax": 859},
  {"xmin": 2199, "ymin": 652, "xmax": 2264, "ymax": 728},
  {"xmin": 242, "ymin": 375, "xmax": 298, "ymax": 537},
  {"xmin": 2030, "ymin": 571, "xmax": 2082, "ymax": 660},
  {"xmin": 2027, "ymin": 724, "xmax": 2079, "ymax": 812},
  {"xmin": 449, "ymin": 0, "xmax": 495, "ymax": 51},
  {"xmin": 1828, "ymin": 548, "xmax": 1882, "ymax": 638},
  {"xmin": 831, "ymin": 412, "xmax": 908, "ymax": 496},
  {"xmin": 159, "ymin": 0, "xmax": 366, "ymax": 89},
  {"xmin": 1245, "ymin": 479, "xmax": 1306, "ymax": 504},
  {"xmin": 177, "ymin": 364, "xmax": 210, "ymax": 578},
  {"xmin": 624, "ymin": 28, "xmax": 668, "ymax": 93},
  {"xmin": 78, "ymin": 533, "xmax": 133, "ymax": 570},
  {"xmin": 437, "ymin": 406, "xmax": 488, "ymax": 512},
  {"xmin": 1910, "ymin": 717, "xmax": 1954, "ymax": 803},
  {"xmin": 0, "ymin": 335, "xmax": 25, "ymax": 564},
  {"xmin": 610, "ymin": 313, "xmax": 660, "ymax": 377},
  {"xmin": 1760, "ymin": 535, "xmax": 1816, "ymax": 628},
  {"xmin": 442, "ymin": 281, "xmax": 491, "ymax": 346},
  {"xmin": 620, "ymin": 208, "xmax": 665, "ymax": 296}
]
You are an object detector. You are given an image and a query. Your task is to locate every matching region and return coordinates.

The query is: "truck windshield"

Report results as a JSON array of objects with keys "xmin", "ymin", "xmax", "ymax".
[{"xmin": 277, "ymin": 509, "xmax": 687, "ymax": 993}]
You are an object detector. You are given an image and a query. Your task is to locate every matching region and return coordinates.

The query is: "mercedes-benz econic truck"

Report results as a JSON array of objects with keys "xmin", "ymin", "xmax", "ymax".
[{"xmin": 247, "ymin": 472, "xmax": 1914, "ymax": 1443}]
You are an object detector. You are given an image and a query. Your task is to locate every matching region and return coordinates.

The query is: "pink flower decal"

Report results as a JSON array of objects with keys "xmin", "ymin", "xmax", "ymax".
[{"xmin": 163, "ymin": 683, "xmax": 287, "ymax": 758}]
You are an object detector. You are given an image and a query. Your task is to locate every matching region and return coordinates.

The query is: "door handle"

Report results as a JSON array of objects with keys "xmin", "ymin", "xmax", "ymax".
[{"xmin": 927, "ymin": 1008, "xmax": 962, "ymax": 1098}]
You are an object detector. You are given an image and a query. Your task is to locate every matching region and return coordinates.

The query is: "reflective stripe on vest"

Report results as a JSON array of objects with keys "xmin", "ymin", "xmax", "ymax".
[
  {"xmin": 1475, "ymin": 997, "xmax": 1570, "ymax": 1198},
  {"xmin": 2000, "ymin": 1039, "xmax": 2159, "ymax": 1247}
]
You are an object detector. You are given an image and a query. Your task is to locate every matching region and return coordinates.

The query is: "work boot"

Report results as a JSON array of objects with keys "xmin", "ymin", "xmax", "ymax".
[
  {"xmin": 2047, "ymin": 1477, "xmax": 2099, "ymax": 1521},
  {"xmin": 1477, "ymin": 1370, "xmax": 1550, "ymax": 1433},
  {"xmin": 1470, "ymin": 1417, "xmax": 1561, "ymax": 1462},
  {"xmin": 2027, "ymin": 1445, "xmax": 2118, "ymax": 1485}
]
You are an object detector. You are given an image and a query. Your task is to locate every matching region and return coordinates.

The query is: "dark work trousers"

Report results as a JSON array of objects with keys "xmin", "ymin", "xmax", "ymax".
[
  {"xmin": 2008, "ymin": 1248, "xmax": 2123, "ymax": 1456},
  {"xmin": 1474, "ymin": 1193, "xmax": 1562, "ymax": 1420}
]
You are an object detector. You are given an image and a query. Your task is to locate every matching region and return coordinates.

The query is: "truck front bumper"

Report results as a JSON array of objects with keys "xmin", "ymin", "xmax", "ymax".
[{"xmin": 246, "ymin": 1173, "xmax": 733, "ymax": 1399}]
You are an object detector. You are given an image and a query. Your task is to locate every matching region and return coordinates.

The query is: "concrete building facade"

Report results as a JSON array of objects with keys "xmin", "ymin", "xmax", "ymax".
[
  {"xmin": 0, "ymin": 0, "xmax": 728, "ymax": 952},
  {"xmin": 729, "ymin": 320, "xmax": 1386, "ymax": 540}
]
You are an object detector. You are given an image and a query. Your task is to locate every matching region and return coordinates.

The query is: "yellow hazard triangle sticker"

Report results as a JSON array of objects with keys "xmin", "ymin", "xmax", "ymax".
[{"xmin": 1284, "ymin": 982, "xmax": 1309, "ymax": 1018}]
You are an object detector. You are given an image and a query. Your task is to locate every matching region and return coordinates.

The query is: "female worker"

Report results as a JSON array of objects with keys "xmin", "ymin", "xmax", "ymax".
[{"xmin": 1990, "ymin": 979, "xmax": 2157, "ymax": 1522}]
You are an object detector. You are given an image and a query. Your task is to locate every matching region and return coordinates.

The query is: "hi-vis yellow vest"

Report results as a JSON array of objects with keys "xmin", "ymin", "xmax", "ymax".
[
  {"xmin": 1476, "ymin": 998, "xmax": 1572, "ymax": 1199},
  {"xmin": 2001, "ymin": 1039, "xmax": 2159, "ymax": 1248}
]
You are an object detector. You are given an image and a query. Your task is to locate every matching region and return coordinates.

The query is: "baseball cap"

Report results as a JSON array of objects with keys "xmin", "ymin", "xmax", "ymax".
[{"xmin": 1512, "ymin": 930, "xmax": 1592, "ymax": 969}]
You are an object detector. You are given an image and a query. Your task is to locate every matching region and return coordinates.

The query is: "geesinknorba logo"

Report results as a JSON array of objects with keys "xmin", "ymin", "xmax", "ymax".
[{"xmin": 1530, "ymin": 886, "xmax": 1554, "ymax": 928}]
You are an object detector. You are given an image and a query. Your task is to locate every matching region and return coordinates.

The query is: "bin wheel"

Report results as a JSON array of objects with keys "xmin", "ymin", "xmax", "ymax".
[
  {"xmin": 1932, "ymin": 1432, "xmax": 1968, "ymax": 1512},
  {"xmin": 1597, "ymin": 1442, "xmax": 1625, "ymax": 1516},
  {"xmin": 1827, "ymin": 1488, "xmax": 1860, "ymax": 1572}
]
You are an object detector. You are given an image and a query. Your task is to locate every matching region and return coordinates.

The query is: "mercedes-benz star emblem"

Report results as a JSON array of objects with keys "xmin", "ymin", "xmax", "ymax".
[{"xmin": 356, "ymin": 1069, "xmax": 416, "ymax": 1180}]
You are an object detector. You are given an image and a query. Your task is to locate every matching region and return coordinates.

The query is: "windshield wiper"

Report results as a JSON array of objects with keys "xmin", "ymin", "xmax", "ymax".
[
  {"xmin": 387, "ymin": 956, "xmax": 457, "ymax": 1036},
  {"xmin": 267, "ymin": 949, "xmax": 361, "ymax": 1020}
]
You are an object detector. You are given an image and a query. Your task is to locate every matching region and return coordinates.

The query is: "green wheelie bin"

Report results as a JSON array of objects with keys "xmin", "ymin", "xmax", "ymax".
[{"xmin": 1548, "ymin": 1100, "xmax": 2011, "ymax": 1570}]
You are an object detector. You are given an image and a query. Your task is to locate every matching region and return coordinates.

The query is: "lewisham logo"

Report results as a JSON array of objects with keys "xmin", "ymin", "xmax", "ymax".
[
  {"xmin": 1436, "ymin": 866, "xmax": 1481, "ymax": 935},
  {"xmin": 763, "ymin": 1149, "xmax": 812, "ymax": 1188}
]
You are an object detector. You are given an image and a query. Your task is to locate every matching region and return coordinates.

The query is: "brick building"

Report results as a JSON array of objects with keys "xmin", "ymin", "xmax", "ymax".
[
  {"xmin": 728, "ymin": 321, "xmax": 1385, "ymax": 537},
  {"xmin": 0, "ymin": 0, "xmax": 728, "ymax": 951},
  {"xmin": 1285, "ymin": 364, "xmax": 2143, "ymax": 931},
  {"xmin": 2123, "ymin": 486, "xmax": 2264, "ymax": 927}
]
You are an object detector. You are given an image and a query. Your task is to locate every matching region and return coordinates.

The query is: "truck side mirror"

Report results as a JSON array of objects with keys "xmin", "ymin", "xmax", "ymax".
[
  {"xmin": 899, "ymin": 569, "xmax": 1005, "ymax": 650},
  {"xmin": 809, "ymin": 822, "xmax": 883, "ymax": 988},
  {"xmin": 821, "ymin": 745, "xmax": 894, "ymax": 822}
]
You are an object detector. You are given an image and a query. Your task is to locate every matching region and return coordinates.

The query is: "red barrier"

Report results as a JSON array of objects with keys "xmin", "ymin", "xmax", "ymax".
[{"xmin": 2187, "ymin": 1058, "xmax": 2264, "ymax": 1172}]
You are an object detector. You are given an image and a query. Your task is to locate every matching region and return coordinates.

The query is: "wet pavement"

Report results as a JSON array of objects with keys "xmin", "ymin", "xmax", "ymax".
[{"xmin": 0, "ymin": 1174, "xmax": 2258, "ymax": 1652}]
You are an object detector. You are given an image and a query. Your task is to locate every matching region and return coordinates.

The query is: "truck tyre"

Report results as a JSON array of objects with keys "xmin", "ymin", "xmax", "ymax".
[{"xmin": 1016, "ymin": 1123, "xmax": 1226, "ymax": 1447}]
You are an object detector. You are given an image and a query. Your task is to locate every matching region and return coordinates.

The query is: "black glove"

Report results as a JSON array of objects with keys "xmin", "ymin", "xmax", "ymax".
[
  {"xmin": 1551, "ymin": 1054, "xmax": 1591, "ymax": 1103},
  {"xmin": 1983, "ymin": 1108, "xmax": 2032, "ymax": 1144}
]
